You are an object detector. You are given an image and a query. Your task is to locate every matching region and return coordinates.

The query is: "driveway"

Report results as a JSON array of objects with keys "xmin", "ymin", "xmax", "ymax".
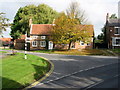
[{"xmin": 1, "ymin": 50, "xmax": 119, "ymax": 89}]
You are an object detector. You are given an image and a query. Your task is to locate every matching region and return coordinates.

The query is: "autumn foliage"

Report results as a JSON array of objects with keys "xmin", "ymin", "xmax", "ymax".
[{"xmin": 51, "ymin": 13, "xmax": 91, "ymax": 50}]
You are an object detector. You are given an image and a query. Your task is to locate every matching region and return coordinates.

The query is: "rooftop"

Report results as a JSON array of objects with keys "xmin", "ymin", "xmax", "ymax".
[
  {"xmin": 107, "ymin": 19, "xmax": 120, "ymax": 27},
  {"xmin": 30, "ymin": 24, "xmax": 52, "ymax": 35},
  {"xmin": 30, "ymin": 24, "xmax": 94, "ymax": 36}
]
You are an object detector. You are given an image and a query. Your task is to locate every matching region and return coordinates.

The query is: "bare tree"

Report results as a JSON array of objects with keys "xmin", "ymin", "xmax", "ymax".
[{"xmin": 66, "ymin": 2, "xmax": 88, "ymax": 24}]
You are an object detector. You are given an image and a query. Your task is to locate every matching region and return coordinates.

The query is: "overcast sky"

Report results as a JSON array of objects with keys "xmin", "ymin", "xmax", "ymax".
[{"xmin": 0, "ymin": 0, "xmax": 119, "ymax": 38}]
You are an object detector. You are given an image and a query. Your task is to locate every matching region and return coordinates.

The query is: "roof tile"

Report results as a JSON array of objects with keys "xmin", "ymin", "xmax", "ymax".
[
  {"xmin": 31, "ymin": 24, "xmax": 52, "ymax": 35},
  {"xmin": 30, "ymin": 24, "xmax": 94, "ymax": 36}
]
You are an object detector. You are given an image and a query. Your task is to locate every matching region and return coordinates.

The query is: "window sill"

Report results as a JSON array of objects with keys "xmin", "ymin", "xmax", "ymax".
[
  {"xmin": 40, "ymin": 46, "xmax": 46, "ymax": 47},
  {"xmin": 112, "ymin": 45, "xmax": 120, "ymax": 46},
  {"xmin": 32, "ymin": 46, "xmax": 37, "ymax": 47},
  {"xmin": 114, "ymin": 34, "xmax": 120, "ymax": 35}
]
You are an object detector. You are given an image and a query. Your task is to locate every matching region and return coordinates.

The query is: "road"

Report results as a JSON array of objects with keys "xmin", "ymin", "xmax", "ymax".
[
  {"xmin": 27, "ymin": 52, "xmax": 119, "ymax": 89},
  {"xmin": 0, "ymin": 50, "xmax": 119, "ymax": 89}
]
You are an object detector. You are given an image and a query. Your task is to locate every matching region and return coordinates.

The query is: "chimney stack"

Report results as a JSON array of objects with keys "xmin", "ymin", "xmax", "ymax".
[
  {"xmin": 106, "ymin": 13, "xmax": 109, "ymax": 21},
  {"xmin": 52, "ymin": 19, "xmax": 55, "ymax": 26},
  {"xmin": 29, "ymin": 17, "xmax": 32, "ymax": 27}
]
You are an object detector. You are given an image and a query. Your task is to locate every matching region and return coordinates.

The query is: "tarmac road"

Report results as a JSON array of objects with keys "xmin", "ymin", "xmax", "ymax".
[
  {"xmin": 27, "ymin": 52, "xmax": 119, "ymax": 89},
  {"xmin": 0, "ymin": 50, "xmax": 119, "ymax": 89}
]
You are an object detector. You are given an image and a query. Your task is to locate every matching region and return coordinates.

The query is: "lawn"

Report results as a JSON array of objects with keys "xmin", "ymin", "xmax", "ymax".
[
  {"xmin": 0, "ymin": 51, "xmax": 7, "ymax": 53},
  {"xmin": 32, "ymin": 49, "xmax": 111, "ymax": 56},
  {"xmin": 1, "ymin": 53, "xmax": 50, "ymax": 89}
]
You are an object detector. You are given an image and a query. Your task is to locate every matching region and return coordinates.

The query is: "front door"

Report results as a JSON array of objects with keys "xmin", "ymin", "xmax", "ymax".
[{"xmin": 48, "ymin": 41, "xmax": 53, "ymax": 50}]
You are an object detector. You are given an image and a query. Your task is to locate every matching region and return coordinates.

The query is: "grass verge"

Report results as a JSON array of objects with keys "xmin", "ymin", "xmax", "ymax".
[
  {"xmin": 0, "ymin": 51, "xmax": 7, "ymax": 53},
  {"xmin": 111, "ymin": 49, "xmax": 120, "ymax": 56},
  {"xmin": 31, "ymin": 49, "xmax": 111, "ymax": 56},
  {"xmin": 0, "ymin": 48, "xmax": 11, "ymax": 50},
  {"xmin": 1, "ymin": 53, "xmax": 50, "ymax": 89}
]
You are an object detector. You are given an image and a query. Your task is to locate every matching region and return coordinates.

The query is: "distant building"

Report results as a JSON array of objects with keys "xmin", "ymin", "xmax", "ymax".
[
  {"xmin": 0, "ymin": 38, "xmax": 11, "ymax": 47},
  {"xmin": 105, "ymin": 13, "xmax": 120, "ymax": 49},
  {"xmin": 104, "ymin": 1, "xmax": 120, "ymax": 49}
]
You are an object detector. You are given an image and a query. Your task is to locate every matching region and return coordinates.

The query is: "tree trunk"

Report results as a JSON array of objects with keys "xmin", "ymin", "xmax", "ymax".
[{"xmin": 68, "ymin": 41, "xmax": 72, "ymax": 50}]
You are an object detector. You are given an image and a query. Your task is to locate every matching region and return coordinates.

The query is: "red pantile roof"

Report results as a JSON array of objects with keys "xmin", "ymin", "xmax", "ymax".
[
  {"xmin": 78, "ymin": 25, "xmax": 94, "ymax": 36},
  {"xmin": 30, "ymin": 24, "xmax": 94, "ymax": 36},
  {"xmin": 31, "ymin": 24, "xmax": 52, "ymax": 35},
  {"xmin": 0, "ymin": 38, "xmax": 11, "ymax": 42}
]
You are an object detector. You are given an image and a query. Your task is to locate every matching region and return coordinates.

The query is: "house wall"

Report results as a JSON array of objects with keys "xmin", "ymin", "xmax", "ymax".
[
  {"xmin": 30, "ymin": 35, "xmax": 48, "ymax": 50},
  {"xmin": 14, "ymin": 39, "xmax": 25, "ymax": 50},
  {"xmin": 106, "ymin": 26, "xmax": 113, "ymax": 48},
  {"xmin": 106, "ymin": 26, "xmax": 120, "ymax": 48},
  {"xmin": 75, "ymin": 41, "xmax": 93, "ymax": 49},
  {"xmin": 15, "ymin": 35, "xmax": 93, "ymax": 50},
  {"xmin": 54, "ymin": 44, "xmax": 68, "ymax": 50},
  {"xmin": 29, "ymin": 34, "xmax": 94, "ymax": 50},
  {"xmin": 54, "ymin": 41, "xmax": 93, "ymax": 50}
]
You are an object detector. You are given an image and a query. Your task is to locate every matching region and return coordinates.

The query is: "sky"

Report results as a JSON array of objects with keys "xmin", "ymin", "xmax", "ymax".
[{"xmin": 0, "ymin": 0, "xmax": 119, "ymax": 38}]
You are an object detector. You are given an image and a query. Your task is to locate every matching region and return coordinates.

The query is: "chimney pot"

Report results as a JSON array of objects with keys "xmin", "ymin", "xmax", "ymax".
[
  {"xmin": 29, "ymin": 18, "xmax": 32, "ymax": 26},
  {"xmin": 106, "ymin": 13, "xmax": 109, "ymax": 21}
]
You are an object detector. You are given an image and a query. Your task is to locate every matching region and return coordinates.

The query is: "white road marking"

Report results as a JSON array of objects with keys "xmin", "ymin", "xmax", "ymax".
[
  {"xmin": 53, "ymin": 72, "xmax": 61, "ymax": 75},
  {"xmin": 84, "ymin": 74, "xmax": 120, "ymax": 90},
  {"xmin": 35, "ymin": 62, "xmax": 118, "ymax": 87}
]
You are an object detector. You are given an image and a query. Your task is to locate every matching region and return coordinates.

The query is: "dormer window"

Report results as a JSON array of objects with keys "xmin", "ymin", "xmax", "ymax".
[
  {"xmin": 80, "ymin": 41, "xmax": 84, "ymax": 45},
  {"xmin": 41, "ymin": 36, "xmax": 46, "ymax": 39},
  {"xmin": 32, "ymin": 36, "xmax": 38, "ymax": 39}
]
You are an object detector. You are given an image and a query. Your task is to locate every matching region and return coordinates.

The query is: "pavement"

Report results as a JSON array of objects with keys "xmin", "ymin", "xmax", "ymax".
[{"xmin": 0, "ymin": 50, "xmax": 119, "ymax": 89}]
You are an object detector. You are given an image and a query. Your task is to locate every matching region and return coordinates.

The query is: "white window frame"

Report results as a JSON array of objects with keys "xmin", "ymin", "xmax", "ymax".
[
  {"xmin": 32, "ymin": 36, "xmax": 38, "ymax": 39},
  {"xmin": 40, "ymin": 41, "xmax": 46, "ymax": 47},
  {"xmin": 112, "ymin": 37, "xmax": 120, "ymax": 46},
  {"xmin": 32, "ymin": 41, "xmax": 37, "ymax": 47},
  {"xmin": 80, "ymin": 41, "xmax": 84, "ymax": 46},
  {"xmin": 116, "ymin": 39, "xmax": 120, "ymax": 45},
  {"xmin": 114, "ymin": 27, "xmax": 120, "ymax": 35},
  {"xmin": 41, "ymin": 36, "xmax": 46, "ymax": 39}
]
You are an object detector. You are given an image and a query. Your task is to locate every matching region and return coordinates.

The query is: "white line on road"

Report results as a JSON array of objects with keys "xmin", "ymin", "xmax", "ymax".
[
  {"xmin": 53, "ymin": 72, "xmax": 61, "ymax": 75},
  {"xmin": 36, "ymin": 62, "xmax": 118, "ymax": 86},
  {"xmin": 83, "ymin": 74, "xmax": 120, "ymax": 90}
]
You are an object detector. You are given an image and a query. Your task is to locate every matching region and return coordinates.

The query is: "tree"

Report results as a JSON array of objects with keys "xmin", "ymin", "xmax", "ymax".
[
  {"xmin": 0, "ymin": 12, "xmax": 9, "ymax": 36},
  {"xmin": 10, "ymin": 4, "xmax": 58, "ymax": 39},
  {"xmin": 109, "ymin": 14, "xmax": 117, "ymax": 19},
  {"xmin": 51, "ymin": 13, "xmax": 91, "ymax": 50},
  {"xmin": 95, "ymin": 26, "xmax": 106, "ymax": 44},
  {"xmin": 66, "ymin": 2, "xmax": 87, "ymax": 24}
]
